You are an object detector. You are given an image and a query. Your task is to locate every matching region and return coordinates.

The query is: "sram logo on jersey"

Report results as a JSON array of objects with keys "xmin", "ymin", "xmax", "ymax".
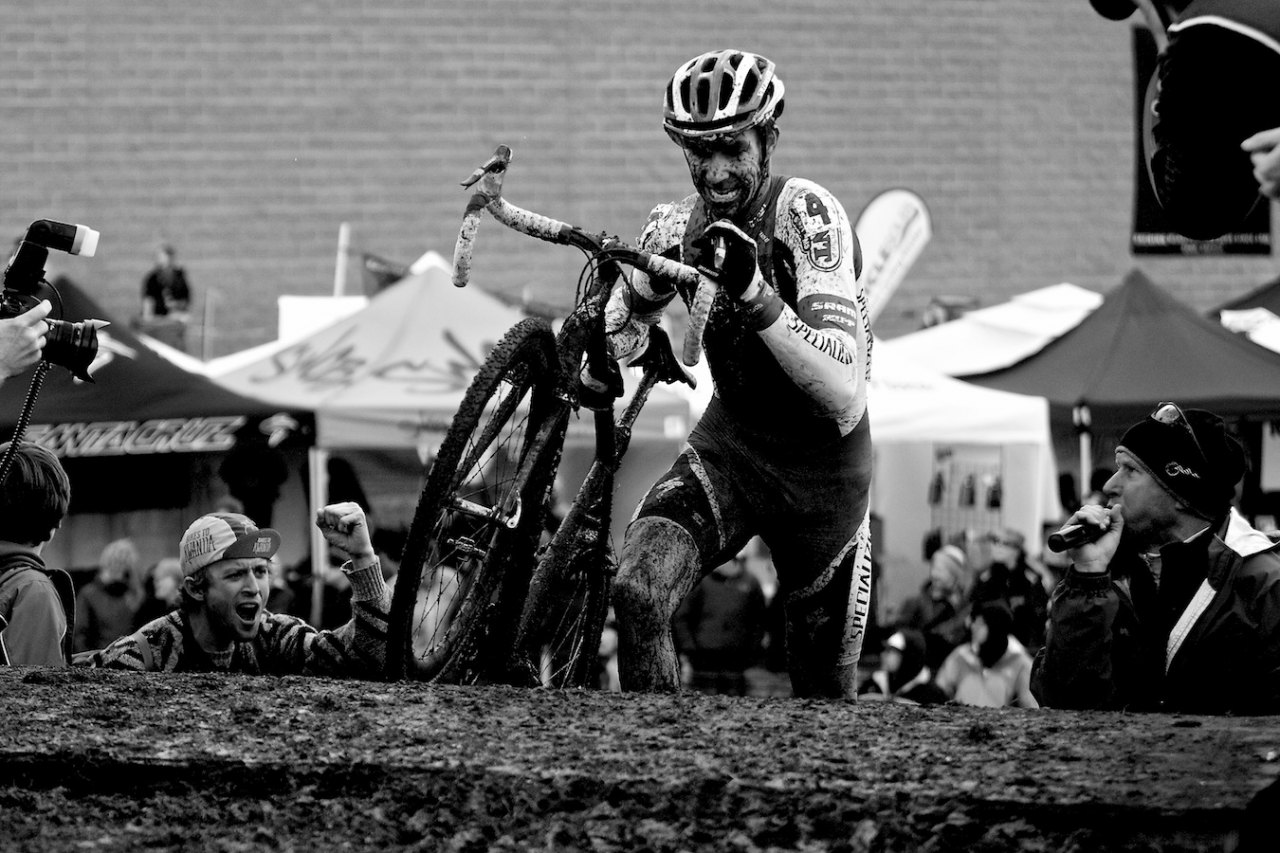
[
  {"xmin": 791, "ymin": 192, "xmax": 842, "ymax": 272},
  {"xmin": 798, "ymin": 294, "xmax": 860, "ymax": 334}
]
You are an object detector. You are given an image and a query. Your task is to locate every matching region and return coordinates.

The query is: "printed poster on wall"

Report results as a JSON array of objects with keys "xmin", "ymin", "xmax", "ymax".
[{"xmin": 1130, "ymin": 26, "xmax": 1271, "ymax": 256}]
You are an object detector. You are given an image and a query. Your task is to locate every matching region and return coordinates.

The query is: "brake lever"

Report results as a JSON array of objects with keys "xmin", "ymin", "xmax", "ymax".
[
  {"xmin": 694, "ymin": 234, "xmax": 728, "ymax": 281},
  {"xmin": 461, "ymin": 145, "xmax": 513, "ymax": 189}
]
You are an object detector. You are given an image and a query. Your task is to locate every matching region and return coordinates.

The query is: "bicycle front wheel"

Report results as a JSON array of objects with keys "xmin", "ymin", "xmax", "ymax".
[{"xmin": 386, "ymin": 317, "xmax": 561, "ymax": 682}]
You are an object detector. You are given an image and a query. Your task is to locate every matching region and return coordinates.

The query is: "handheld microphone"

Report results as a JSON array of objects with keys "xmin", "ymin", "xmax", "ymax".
[{"xmin": 1046, "ymin": 522, "xmax": 1107, "ymax": 553}]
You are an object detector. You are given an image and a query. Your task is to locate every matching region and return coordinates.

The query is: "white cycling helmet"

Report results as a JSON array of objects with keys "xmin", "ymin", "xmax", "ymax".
[{"xmin": 663, "ymin": 50, "xmax": 785, "ymax": 141}]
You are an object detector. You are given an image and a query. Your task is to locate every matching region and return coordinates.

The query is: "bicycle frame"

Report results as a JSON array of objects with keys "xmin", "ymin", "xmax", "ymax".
[{"xmin": 445, "ymin": 144, "xmax": 718, "ymax": 686}]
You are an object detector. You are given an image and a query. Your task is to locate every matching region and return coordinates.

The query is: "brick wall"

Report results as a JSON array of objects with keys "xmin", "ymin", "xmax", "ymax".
[{"xmin": 0, "ymin": 0, "xmax": 1273, "ymax": 354}]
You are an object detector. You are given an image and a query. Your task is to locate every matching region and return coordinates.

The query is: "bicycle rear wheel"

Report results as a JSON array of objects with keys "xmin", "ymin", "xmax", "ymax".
[{"xmin": 386, "ymin": 317, "xmax": 561, "ymax": 682}]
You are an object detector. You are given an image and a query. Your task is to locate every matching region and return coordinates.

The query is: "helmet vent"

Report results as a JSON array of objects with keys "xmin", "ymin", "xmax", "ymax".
[{"xmin": 696, "ymin": 79, "xmax": 712, "ymax": 116}]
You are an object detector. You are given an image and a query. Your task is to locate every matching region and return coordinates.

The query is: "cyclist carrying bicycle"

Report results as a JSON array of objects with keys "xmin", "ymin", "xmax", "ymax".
[{"xmin": 594, "ymin": 49, "xmax": 874, "ymax": 698}]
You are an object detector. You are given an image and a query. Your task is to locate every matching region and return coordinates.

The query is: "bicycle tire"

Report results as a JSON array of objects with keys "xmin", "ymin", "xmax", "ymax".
[
  {"xmin": 385, "ymin": 317, "xmax": 560, "ymax": 682},
  {"xmin": 508, "ymin": 457, "xmax": 615, "ymax": 689}
]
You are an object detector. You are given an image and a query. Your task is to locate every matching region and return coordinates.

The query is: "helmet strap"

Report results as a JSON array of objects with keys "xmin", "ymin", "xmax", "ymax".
[{"xmin": 741, "ymin": 124, "xmax": 779, "ymax": 225}]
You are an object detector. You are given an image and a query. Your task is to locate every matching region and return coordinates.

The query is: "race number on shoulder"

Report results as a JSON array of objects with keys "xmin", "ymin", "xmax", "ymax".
[{"xmin": 790, "ymin": 190, "xmax": 843, "ymax": 272}]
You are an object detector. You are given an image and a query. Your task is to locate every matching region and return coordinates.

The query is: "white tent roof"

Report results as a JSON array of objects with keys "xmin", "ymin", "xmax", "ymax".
[
  {"xmin": 1220, "ymin": 306, "xmax": 1280, "ymax": 354},
  {"xmin": 876, "ymin": 282, "xmax": 1103, "ymax": 376},
  {"xmin": 210, "ymin": 255, "xmax": 530, "ymax": 449}
]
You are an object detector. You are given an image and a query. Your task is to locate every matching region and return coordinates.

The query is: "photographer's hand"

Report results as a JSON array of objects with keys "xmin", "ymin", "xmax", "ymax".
[
  {"xmin": 1243, "ymin": 127, "xmax": 1280, "ymax": 200},
  {"xmin": 0, "ymin": 300, "xmax": 51, "ymax": 380}
]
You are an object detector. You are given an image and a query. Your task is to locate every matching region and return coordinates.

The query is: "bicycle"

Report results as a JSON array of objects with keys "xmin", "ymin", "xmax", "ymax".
[{"xmin": 384, "ymin": 145, "xmax": 721, "ymax": 687}]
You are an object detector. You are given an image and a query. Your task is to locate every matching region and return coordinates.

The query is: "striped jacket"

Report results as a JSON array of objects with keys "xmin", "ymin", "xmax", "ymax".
[{"xmin": 86, "ymin": 561, "xmax": 388, "ymax": 677}]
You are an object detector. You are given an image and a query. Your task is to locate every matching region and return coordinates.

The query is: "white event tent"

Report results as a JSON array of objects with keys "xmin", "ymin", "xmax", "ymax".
[{"xmin": 865, "ymin": 345, "xmax": 1060, "ymax": 616}]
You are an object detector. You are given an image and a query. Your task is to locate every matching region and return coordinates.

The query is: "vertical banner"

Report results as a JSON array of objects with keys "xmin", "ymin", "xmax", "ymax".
[
  {"xmin": 1130, "ymin": 26, "xmax": 1271, "ymax": 255},
  {"xmin": 853, "ymin": 188, "xmax": 932, "ymax": 323}
]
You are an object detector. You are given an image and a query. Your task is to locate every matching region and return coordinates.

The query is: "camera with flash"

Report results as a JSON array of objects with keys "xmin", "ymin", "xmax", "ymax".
[{"xmin": 1, "ymin": 220, "xmax": 106, "ymax": 382}]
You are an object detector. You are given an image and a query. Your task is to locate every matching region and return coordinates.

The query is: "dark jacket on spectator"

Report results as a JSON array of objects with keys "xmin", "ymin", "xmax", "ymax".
[
  {"xmin": 1032, "ymin": 510, "xmax": 1280, "ymax": 715},
  {"xmin": 75, "ymin": 579, "xmax": 138, "ymax": 653},
  {"xmin": 896, "ymin": 584, "xmax": 970, "ymax": 672},
  {"xmin": 673, "ymin": 569, "xmax": 768, "ymax": 674}
]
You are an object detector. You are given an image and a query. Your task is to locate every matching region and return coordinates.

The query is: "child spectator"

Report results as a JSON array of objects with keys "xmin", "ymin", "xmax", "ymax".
[
  {"xmin": 858, "ymin": 628, "xmax": 947, "ymax": 705},
  {"xmin": 0, "ymin": 441, "xmax": 74, "ymax": 665},
  {"xmin": 935, "ymin": 600, "xmax": 1038, "ymax": 708}
]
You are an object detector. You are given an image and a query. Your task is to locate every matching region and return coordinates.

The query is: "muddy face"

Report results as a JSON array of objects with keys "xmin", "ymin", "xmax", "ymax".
[{"xmin": 680, "ymin": 128, "xmax": 773, "ymax": 223}]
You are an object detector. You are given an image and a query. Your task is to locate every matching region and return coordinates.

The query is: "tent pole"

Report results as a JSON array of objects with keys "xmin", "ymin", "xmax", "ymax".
[
  {"xmin": 333, "ymin": 222, "xmax": 351, "ymax": 297},
  {"xmin": 1074, "ymin": 404, "xmax": 1092, "ymax": 505},
  {"xmin": 308, "ymin": 447, "xmax": 330, "ymax": 627},
  {"xmin": 201, "ymin": 288, "xmax": 215, "ymax": 361}
]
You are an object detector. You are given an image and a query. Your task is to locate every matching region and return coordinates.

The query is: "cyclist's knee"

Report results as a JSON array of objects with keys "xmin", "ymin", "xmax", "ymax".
[{"xmin": 614, "ymin": 517, "xmax": 700, "ymax": 619}]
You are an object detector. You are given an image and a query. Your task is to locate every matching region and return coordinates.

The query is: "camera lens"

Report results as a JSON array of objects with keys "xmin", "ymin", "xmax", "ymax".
[{"xmin": 44, "ymin": 319, "xmax": 99, "ymax": 382}]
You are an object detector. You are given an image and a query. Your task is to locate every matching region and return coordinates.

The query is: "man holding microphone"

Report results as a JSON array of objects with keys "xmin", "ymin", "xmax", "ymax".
[{"xmin": 1032, "ymin": 403, "xmax": 1280, "ymax": 715}]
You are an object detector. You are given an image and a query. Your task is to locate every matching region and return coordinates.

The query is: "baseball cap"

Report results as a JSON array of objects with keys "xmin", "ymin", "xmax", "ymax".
[{"xmin": 179, "ymin": 512, "xmax": 281, "ymax": 577}]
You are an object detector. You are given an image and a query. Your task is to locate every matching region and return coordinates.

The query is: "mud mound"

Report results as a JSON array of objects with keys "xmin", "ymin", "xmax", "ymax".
[{"xmin": 1, "ymin": 667, "xmax": 1276, "ymax": 851}]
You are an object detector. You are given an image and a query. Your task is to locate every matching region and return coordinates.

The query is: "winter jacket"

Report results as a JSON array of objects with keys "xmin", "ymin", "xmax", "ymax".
[
  {"xmin": 74, "ymin": 579, "xmax": 139, "ymax": 653},
  {"xmin": 1031, "ymin": 509, "xmax": 1280, "ymax": 715},
  {"xmin": 0, "ymin": 545, "xmax": 75, "ymax": 666},
  {"xmin": 673, "ymin": 570, "xmax": 768, "ymax": 674},
  {"xmin": 935, "ymin": 636, "xmax": 1038, "ymax": 708},
  {"xmin": 895, "ymin": 586, "xmax": 970, "ymax": 671}
]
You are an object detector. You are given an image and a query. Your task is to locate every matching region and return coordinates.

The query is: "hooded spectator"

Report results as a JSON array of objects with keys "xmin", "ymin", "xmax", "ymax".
[{"xmin": 895, "ymin": 544, "xmax": 971, "ymax": 670}]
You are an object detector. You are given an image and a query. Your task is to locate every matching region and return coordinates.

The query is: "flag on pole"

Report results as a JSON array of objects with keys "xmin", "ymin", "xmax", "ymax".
[
  {"xmin": 357, "ymin": 251, "xmax": 410, "ymax": 296},
  {"xmin": 333, "ymin": 222, "xmax": 411, "ymax": 297}
]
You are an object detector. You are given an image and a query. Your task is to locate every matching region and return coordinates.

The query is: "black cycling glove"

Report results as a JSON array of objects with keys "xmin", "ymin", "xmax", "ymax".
[{"xmin": 690, "ymin": 220, "xmax": 783, "ymax": 330}]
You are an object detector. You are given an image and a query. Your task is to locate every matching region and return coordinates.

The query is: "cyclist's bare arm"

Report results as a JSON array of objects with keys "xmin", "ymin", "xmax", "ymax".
[
  {"xmin": 760, "ymin": 180, "xmax": 868, "ymax": 436},
  {"xmin": 602, "ymin": 202, "xmax": 690, "ymax": 363}
]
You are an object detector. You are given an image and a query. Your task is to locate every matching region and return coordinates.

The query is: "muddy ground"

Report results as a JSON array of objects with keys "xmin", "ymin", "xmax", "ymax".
[{"xmin": 0, "ymin": 667, "xmax": 1277, "ymax": 852}]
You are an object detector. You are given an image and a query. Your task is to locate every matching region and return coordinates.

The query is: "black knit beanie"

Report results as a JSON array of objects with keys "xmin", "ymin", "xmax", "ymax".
[{"xmin": 1117, "ymin": 407, "xmax": 1247, "ymax": 519}]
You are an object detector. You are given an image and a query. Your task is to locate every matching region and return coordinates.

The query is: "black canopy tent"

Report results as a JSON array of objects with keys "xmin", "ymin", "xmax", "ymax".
[
  {"xmin": 961, "ymin": 269, "xmax": 1280, "ymax": 509},
  {"xmin": 0, "ymin": 277, "xmax": 314, "ymax": 515},
  {"xmin": 1213, "ymin": 272, "xmax": 1280, "ymax": 317}
]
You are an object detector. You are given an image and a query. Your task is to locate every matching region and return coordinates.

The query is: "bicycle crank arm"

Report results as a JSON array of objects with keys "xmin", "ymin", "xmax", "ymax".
[{"xmin": 448, "ymin": 494, "xmax": 523, "ymax": 530}]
